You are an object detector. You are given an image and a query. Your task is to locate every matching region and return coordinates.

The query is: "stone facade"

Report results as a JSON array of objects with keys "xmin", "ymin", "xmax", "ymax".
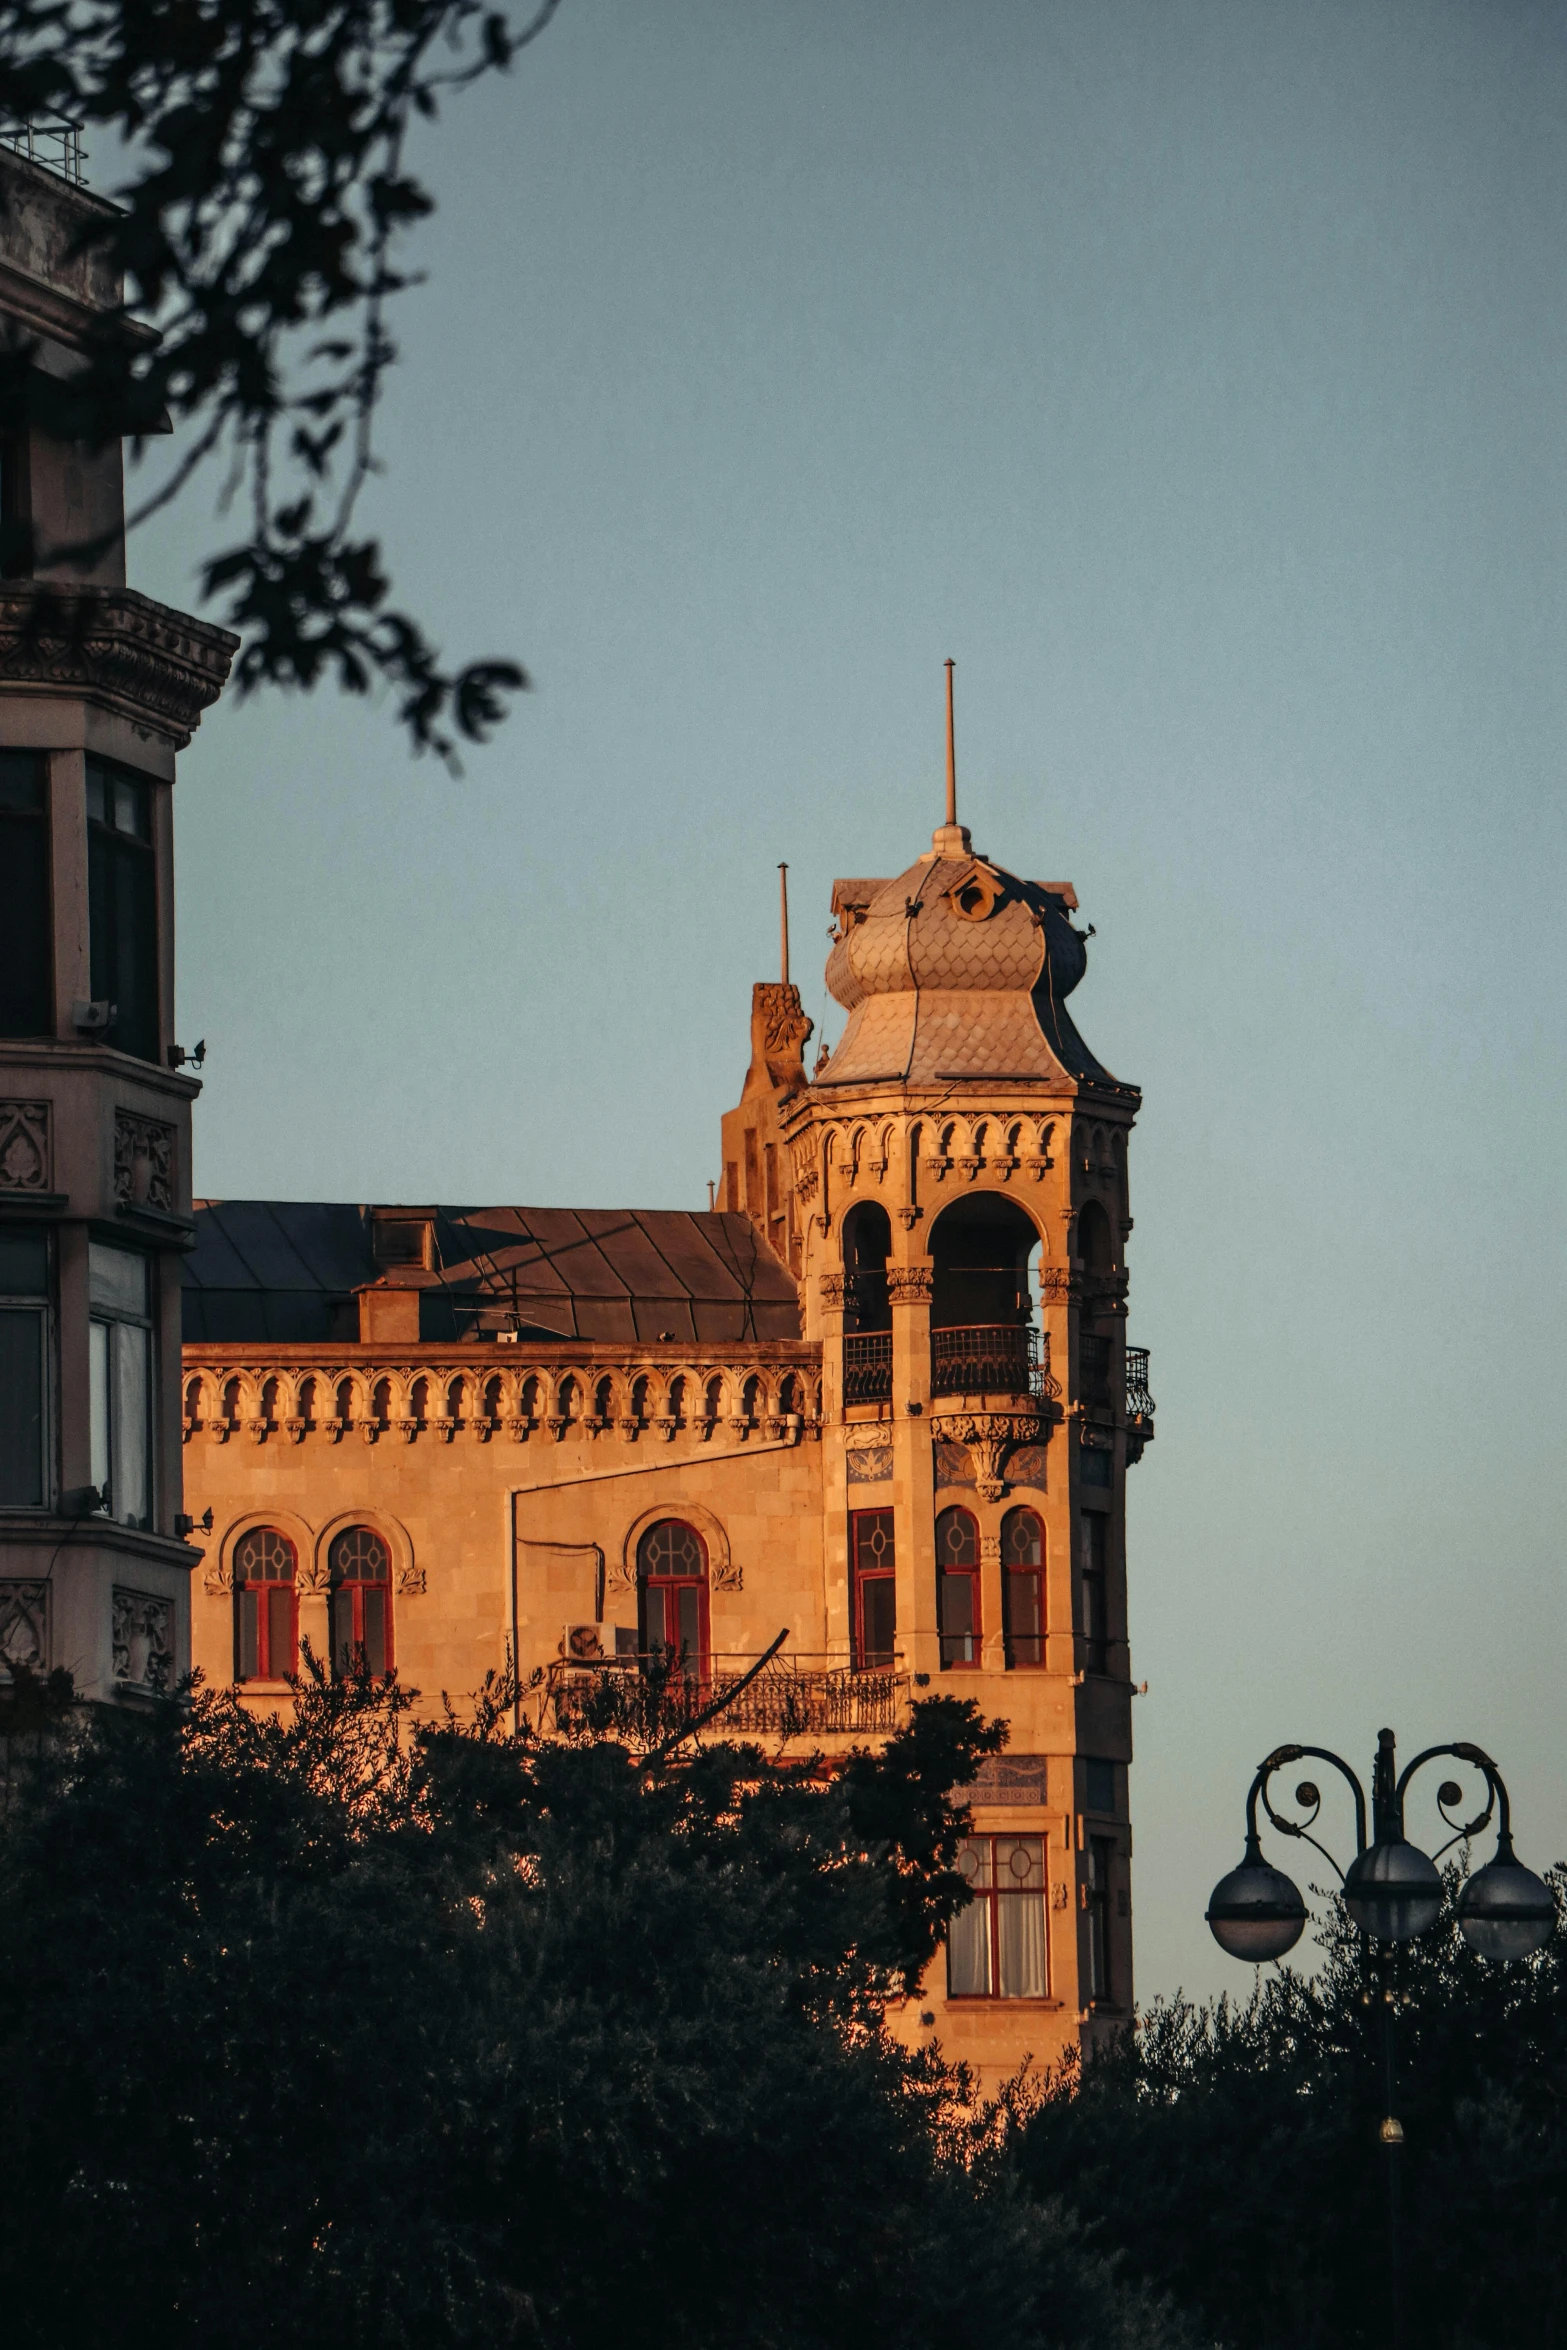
[{"xmin": 183, "ymin": 805, "xmax": 1153, "ymax": 2088}]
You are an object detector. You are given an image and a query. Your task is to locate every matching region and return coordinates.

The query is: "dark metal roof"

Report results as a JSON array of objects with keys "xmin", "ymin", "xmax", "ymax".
[{"xmin": 182, "ymin": 1202, "xmax": 801, "ymax": 1346}]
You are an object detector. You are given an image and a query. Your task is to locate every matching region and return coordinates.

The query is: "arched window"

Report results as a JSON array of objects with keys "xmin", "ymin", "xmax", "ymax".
[
  {"xmin": 234, "ymin": 1526, "xmax": 297, "ymax": 1681},
  {"xmin": 637, "ymin": 1519, "xmax": 708, "ymax": 1669},
  {"xmin": 935, "ymin": 1506, "xmax": 980, "ymax": 1669},
  {"xmin": 328, "ymin": 1525, "xmax": 393, "ymax": 1676},
  {"xmin": 1001, "ymin": 1508, "xmax": 1044, "ymax": 1669},
  {"xmin": 1077, "ymin": 1198, "xmax": 1113, "ymax": 1274},
  {"xmin": 850, "ymin": 1509, "xmax": 896, "ymax": 1668}
]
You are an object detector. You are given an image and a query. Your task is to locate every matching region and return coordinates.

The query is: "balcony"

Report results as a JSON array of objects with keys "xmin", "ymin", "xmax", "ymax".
[
  {"xmin": 930, "ymin": 1323, "xmax": 1052, "ymax": 1402},
  {"xmin": 547, "ymin": 1652, "xmax": 909, "ymax": 1743},
  {"xmin": 843, "ymin": 1330, "xmax": 892, "ymax": 1405},
  {"xmin": 1126, "ymin": 1345, "xmax": 1155, "ymax": 1463}
]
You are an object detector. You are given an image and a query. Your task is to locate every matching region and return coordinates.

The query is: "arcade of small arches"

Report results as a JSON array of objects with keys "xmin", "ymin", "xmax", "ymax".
[{"xmin": 182, "ymin": 1359, "xmax": 825, "ymax": 1446}]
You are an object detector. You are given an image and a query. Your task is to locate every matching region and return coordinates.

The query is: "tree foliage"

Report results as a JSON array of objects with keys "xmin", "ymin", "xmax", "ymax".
[
  {"xmin": 0, "ymin": 0, "xmax": 563, "ymax": 758},
  {"xmin": 0, "ymin": 1665, "xmax": 1189, "ymax": 2350},
  {"xmin": 1015, "ymin": 1871, "xmax": 1567, "ymax": 2350}
]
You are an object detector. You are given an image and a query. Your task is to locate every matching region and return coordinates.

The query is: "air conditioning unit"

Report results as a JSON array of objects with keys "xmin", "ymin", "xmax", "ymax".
[
  {"xmin": 564, "ymin": 1623, "xmax": 604, "ymax": 1661},
  {"xmin": 72, "ymin": 998, "xmax": 116, "ymax": 1034}
]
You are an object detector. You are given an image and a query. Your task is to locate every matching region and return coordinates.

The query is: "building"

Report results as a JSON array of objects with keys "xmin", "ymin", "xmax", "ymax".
[
  {"xmin": 0, "ymin": 131, "xmax": 233, "ymax": 1701},
  {"xmin": 181, "ymin": 689, "xmax": 1154, "ymax": 2084}
]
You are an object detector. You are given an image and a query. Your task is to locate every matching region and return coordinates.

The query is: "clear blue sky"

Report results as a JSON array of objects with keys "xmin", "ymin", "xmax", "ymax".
[{"xmin": 137, "ymin": 0, "xmax": 1567, "ymax": 2001}]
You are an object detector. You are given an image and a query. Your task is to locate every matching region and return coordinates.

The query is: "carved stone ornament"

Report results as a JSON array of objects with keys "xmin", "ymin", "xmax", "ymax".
[
  {"xmin": 885, "ymin": 1265, "xmax": 933, "ymax": 1306},
  {"xmin": 201, "ymin": 1555, "xmax": 234, "ymax": 1596},
  {"xmin": 111, "ymin": 1587, "xmax": 174, "ymax": 1692},
  {"xmin": 0, "ymin": 1580, "xmax": 49, "ymax": 1672},
  {"xmin": 756, "ymin": 980, "xmax": 813, "ymax": 1061},
  {"xmin": 929, "ymin": 1410, "xmax": 1048, "ymax": 1503},
  {"xmin": 113, "ymin": 1109, "xmax": 174, "ymax": 1214},
  {"xmin": 298, "ymin": 1559, "xmax": 331, "ymax": 1596},
  {"xmin": 397, "ymin": 1564, "xmax": 427, "ymax": 1595},
  {"xmin": 818, "ymin": 1273, "xmax": 850, "ymax": 1311},
  {"xmin": 0, "ymin": 581, "xmax": 236, "ymax": 748},
  {"xmin": 710, "ymin": 1561, "xmax": 743, "ymax": 1592},
  {"xmin": 1037, "ymin": 1266, "xmax": 1073, "ymax": 1303},
  {"xmin": 845, "ymin": 1443, "xmax": 893, "ymax": 1485},
  {"xmin": 0, "ymin": 1101, "xmax": 50, "ymax": 1193}
]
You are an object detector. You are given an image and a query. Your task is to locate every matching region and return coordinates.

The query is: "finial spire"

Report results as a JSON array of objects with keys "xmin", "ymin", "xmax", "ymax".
[
  {"xmin": 945, "ymin": 658, "xmax": 957, "ymax": 828},
  {"xmin": 926, "ymin": 657, "xmax": 973, "ymax": 860},
  {"xmin": 778, "ymin": 862, "xmax": 790, "ymax": 986}
]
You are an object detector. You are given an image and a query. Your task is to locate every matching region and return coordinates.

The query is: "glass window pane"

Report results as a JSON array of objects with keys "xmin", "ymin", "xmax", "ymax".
[
  {"xmin": 0, "ymin": 756, "xmax": 50, "ymax": 1037},
  {"xmin": 957, "ymin": 1835, "xmax": 993, "ymax": 1889},
  {"xmin": 1001, "ymin": 1508, "xmax": 1042, "ymax": 1568},
  {"xmin": 0, "ymin": 1231, "xmax": 48, "ymax": 1298},
  {"xmin": 86, "ymin": 762, "xmax": 107, "ymax": 823},
  {"xmin": 112, "ymin": 1321, "xmax": 151, "ymax": 1528},
  {"xmin": 89, "ymin": 1317, "xmax": 109, "ymax": 1499},
  {"xmin": 860, "ymin": 1574, "xmax": 896, "ymax": 1666},
  {"xmin": 675, "ymin": 1582, "xmax": 701, "ymax": 1663},
  {"xmin": 113, "ymin": 773, "xmax": 147, "ymax": 838},
  {"xmin": 88, "ymin": 1242, "xmax": 149, "ymax": 1319},
  {"xmin": 266, "ymin": 1585, "xmax": 294, "ymax": 1678},
  {"xmin": 237, "ymin": 1587, "xmax": 259, "ymax": 1680},
  {"xmin": 362, "ymin": 1589, "xmax": 387, "ymax": 1677},
  {"xmin": 997, "ymin": 1884, "xmax": 1047, "ymax": 1997},
  {"xmin": 0, "ymin": 1307, "xmax": 44, "ymax": 1505},
  {"xmin": 948, "ymin": 1892, "xmax": 991, "ymax": 1996},
  {"xmin": 330, "ymin": 1590, "xmax": 354, "ymax": 1675}
]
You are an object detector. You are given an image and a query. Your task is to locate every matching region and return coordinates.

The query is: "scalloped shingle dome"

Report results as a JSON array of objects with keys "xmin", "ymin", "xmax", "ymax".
[{"xmin": 817, "ymin": 820, "xmax": 1120, "ymax": 1089}]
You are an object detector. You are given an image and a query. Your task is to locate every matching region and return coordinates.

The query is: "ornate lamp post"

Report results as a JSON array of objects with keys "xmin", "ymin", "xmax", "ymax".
[{"xmin": 1206, "ymin": 1728, "xmax": 1554, "ymax": 2350}]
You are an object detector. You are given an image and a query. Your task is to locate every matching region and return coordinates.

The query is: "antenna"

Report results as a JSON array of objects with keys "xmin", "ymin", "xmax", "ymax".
[
  {"xmin": 779, "ymin": 862, "xmax": 790, "ymax": 985},
  {"xmin": 944, "ymin": 658, "xmax": 957, "ymax": 829}
]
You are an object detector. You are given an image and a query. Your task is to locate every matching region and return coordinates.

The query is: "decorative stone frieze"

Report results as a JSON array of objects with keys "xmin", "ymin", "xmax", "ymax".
[
  {"xmin": 0, "ymin": 1579, "xmax": 49, "ymax": 1670},
  {"xmin": 113, "ymin": 1109, "xmax": 174, "ymax": 1214},
  {"xmin": 0, "ymin": 1101, "xmax": 50, "ymax": 1193},
  {"xmin": 929, "ymin": 1409, "xmax": 1051, "ymax": 1503},
  {"xmin": 0, "ymin": 581, "xmax": 236, "ymax": 747},
  {"xmin": 111, "ymin": 1588, "xmax": 173, "ymax": 1692}
]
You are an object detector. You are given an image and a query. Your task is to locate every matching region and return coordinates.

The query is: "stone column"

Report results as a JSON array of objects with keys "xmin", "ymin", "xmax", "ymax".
[{"xmin": 887, "ymin": 1261, "xmax": 938, "ymax": 1681}]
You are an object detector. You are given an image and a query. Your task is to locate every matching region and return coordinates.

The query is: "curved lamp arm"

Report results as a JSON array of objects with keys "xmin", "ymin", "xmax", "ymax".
[
  {"xmin": 1397, "ymin": 1739, "xmax": 1503, "ymax": 1860},
  {"xmin": 1246, "ymin": 1742, "xmax": 1368, "ymax": 1885}
]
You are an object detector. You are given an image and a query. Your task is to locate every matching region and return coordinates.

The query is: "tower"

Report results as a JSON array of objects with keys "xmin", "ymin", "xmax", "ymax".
[
  {"xmin": 769, "ymin": 679, "xmax": 1152, "ymax": 2050},
  {"xmin": 0, "ymin": 135, "xmax": 233, "ymax": 1698}
]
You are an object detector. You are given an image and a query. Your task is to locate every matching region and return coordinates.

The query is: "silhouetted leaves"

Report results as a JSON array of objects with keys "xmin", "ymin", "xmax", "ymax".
[{"xmin": 0, "ymin": 0, "xmax": 560, "ymax": 758}]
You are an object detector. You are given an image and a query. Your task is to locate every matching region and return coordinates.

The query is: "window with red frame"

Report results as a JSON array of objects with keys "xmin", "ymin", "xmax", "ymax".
[
  {"xmin": 329, "ymin": 1525, "xmax": 392, "ymax": 1676},
  {"xmin": 1001, "ymin": 1507, "xmax": 1045, "ymax": 1667},
  {"xmin": 849, "ymin": 1508, "xmax": 896, "ymax": 1667},
  {"xmin": 235, "ymin": 1526, "xmax": 297, "ymax": 1680},
  {"xmin": 637, "ymin": 1518, "xmax": 709, "ymax": 1670},
  {"xmin": 934, "ymin": 1505, "xmax": 980, "ymax": 1667},
  {"xmin": 947, "ymin": 1834, "xmax": 1048, "ymax": 1998}
]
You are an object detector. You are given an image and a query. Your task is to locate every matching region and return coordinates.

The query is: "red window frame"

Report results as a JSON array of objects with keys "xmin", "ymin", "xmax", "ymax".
[
  {"xmin": 234, "ymin": 1525, "xmax": 297, "ymax": 1681},
  {"xmin": 934, "ymin": 1505, "xmax": 980, "ymax": 1668},
  {"xmin": 637, "ymin": 1518, "xmax": 710, "ymax": 1675},
  {"xmin": 1001, "ymin": 1506, "xmax": 1045, "ymax": 1668},
  {"xmin": 849, "ymin": 1508, "xmax": 896, "ymax": 1668},
  {"xmin": 328, "ymin": 1525, "xmax": 393, "ymax": 1677},
  {"xmin": 946, "ymin": 1834, "xmax": 1049, "ymax": 1999}
]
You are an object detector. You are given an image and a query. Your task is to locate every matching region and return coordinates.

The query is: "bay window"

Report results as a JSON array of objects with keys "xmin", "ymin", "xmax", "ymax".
[
  {"xmin": 87, "ymin": 756, "xmax": 159, "ymax": 1063},
  {"xmin": 0, "ymin": 1229, "xmax": 50, "ymax": 1507}
]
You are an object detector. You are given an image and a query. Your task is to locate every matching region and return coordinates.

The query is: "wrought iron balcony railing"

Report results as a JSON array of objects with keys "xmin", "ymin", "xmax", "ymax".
[
  {"xmin": 547, "ymin": 1652, "xmax": 909, "ymax": 1743},
  {"xmin": 843, "ymin": 1329, "xmax": 892, "ymax": 1405},
  {"xmin": 0, "ymin": 116, "xmax": 86, "ymax": 185},
  {"xmin": 930, "ymin": 1322, "xmax": 1052, "ymax": 1401},
  {"xmin": 1125, "ymin": 1345, "xmax": 1155, "ymax": 1423}
]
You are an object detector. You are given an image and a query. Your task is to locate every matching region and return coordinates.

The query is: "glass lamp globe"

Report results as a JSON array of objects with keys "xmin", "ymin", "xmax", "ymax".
[
  {"xmin": 1456, "ymin": 1839, "xmax": 1556, "ymax": 1961},
  {"xmin": 1343, "ymin": 1838, "xmax": 1442, "ymax": 1943},
  {"xmin": 1206, "ymin": 1840, "xmax": 1307, "ymax": 1963}
]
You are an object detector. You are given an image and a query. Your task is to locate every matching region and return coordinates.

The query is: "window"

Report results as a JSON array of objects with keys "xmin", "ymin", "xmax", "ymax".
[
  {"xmin": 0, "ymin": 428, "xmax": 30, "ymax": 577},
  {"xmin": 89, "ymin": 1242, "xmax": 152, "ymax": 1529},
  {"xmin": 934, "ymin": 1505, "xmax": 980, "ymax": 1668},
  {"xmin": 1084, "ymin": 1758, "xmax": 1118, "ymax": 1815},
  {"xmin": 637, "ymin": 1518, "xmax": 709, "ymax": 1669},
  {"xmin": 235, "ymin": 1527, "xmax": 298, "ymax": 1680},
  {"xmin": 1087, "ymin": 1834, "xmax": 1116, "ymax": 2004},
  {"xmin": 1076, "ymin": 1509, "xmax": 1108, "ymax": 1673},
  {"xmin": 850, "ymin": 1508, "xmax": 896, "ymax": 1667},
  {"xmin": 328, "ymin": 1525, "xmax": 392, "ymax": 1675},
  {"xmin": 947, "ymin": 1835, "xmax": 1048, "ymax": 1998},
  {"xmin": 0, "ymin": 752, "xmax": 50, "ymax": 1037},
  {"xmin": 1001, "ymin": 1507, "xmax": 1044, "ymax": 1667},
  {"xmin": 87, "ymin": 757, "xmax": 159, "ymax": 1063},
  {"xmin": 1079, "ymin": 1436, "xmax": 1112, "ymax": 1488},
  {"xmin": 0, "ymin": 1229, "xmax": 50, "ymax": 1507}
]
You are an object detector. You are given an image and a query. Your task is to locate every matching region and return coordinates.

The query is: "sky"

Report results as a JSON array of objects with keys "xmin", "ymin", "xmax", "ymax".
[{"xmin": 133, "ymin": 0, "xmax": 1567, "ymax": 2000}]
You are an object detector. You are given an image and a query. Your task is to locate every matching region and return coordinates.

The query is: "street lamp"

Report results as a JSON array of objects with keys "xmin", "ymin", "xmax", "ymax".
[{"xmin": 1206, "ymin": 1727, "xmax": 1554, "ymax": 2350}]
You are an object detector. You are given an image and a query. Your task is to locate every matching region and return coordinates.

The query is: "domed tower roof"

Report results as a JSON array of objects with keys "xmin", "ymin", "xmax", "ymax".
[{"xmin": 817, "ymin": 821, "xmax": 1116, "ymax": 1087}]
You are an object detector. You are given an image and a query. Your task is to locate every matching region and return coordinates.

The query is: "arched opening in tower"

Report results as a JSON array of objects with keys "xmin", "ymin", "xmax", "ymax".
[
  {"xmin": 928, "ymin": 1195, "xmax": 1040, "ymax": 1331},
  {"xmin": 841, "ymin": 1200, "xmax": 892, "ymax": 1332}
]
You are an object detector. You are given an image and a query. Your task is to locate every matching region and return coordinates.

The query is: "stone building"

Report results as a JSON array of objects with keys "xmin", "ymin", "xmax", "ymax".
[
  {"xmin": 181, "ymin": 734, "xmax": 1154, "ymax": 2085},
  {"xmin": 0, "ymin": 132, "xmax": 233, "ymax": 1702}
]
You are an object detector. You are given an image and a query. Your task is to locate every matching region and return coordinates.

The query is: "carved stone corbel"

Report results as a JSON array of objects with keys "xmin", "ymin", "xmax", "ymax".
[
  {"xmin": 929, "ymin": 1409, "xmax": 1048, "ymax": 1504},
  {"xmin": 818, "ymin": 1273, "xmax": 849, "ymax": 1312},
  {"xmin": 886, "ymin": 1265, "xmax": 933, "ymax": 1307},
  {"xmin": 201, "ymin": 1557, "xmax": 233, "ymax": 1596},
  {"xmin": 283, "ymin": 1417, "xmax": 306, "ymax": 1445},
  {"xmin": 397, "ymin": 1565, "xmax": 427, "ymax": 1595},
  {"xmin": 617, "ymin": 1416, "xmax": 639, "ymax": 1443},
  {"xmin": 710, "ymin": 1561, "xmax": 744, "ymax": 1593}
]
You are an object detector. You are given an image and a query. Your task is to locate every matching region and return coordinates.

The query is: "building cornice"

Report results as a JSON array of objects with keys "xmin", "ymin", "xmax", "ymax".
[{"xmin": 0, "ymin": 582, "xmax": 237, "ymax": 748}]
